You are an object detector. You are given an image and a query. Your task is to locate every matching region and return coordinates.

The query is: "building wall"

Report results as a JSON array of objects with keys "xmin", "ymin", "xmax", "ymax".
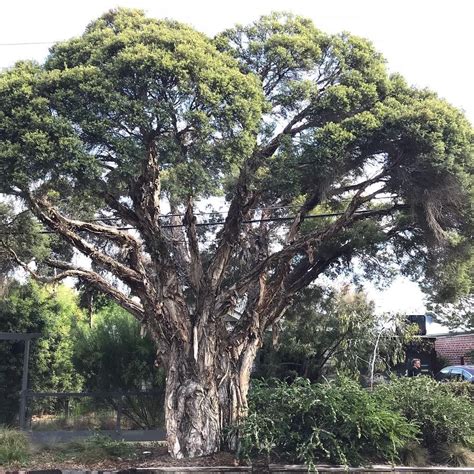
[{"xmin": 434, "ymin": 333, "xmax": 474, "ymax": 365}]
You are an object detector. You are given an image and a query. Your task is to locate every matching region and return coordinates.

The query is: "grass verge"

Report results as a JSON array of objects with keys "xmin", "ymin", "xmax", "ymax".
[{"xmin": 0, "ymin": 427, "xmax": 30, "ymax": 466}]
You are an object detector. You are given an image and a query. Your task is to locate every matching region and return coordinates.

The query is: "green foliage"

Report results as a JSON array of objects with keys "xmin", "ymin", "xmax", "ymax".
[
  {"xmin": 0, "ymin": 10, "xmax": 470, "ymax": 301},
  {"xmin": 0, "ymin": 60, "xmax": 91, "ymax": 192},
  {"xmin": 440, "ymin": 380, "xmax": 474, "ymax": 403},
  {"xmin": 237, "ymin": 377, "xmax": 417, "ymax": 467},
  {"xmin": 374, "ymin": 377, "xmax": 474, "ymax": 450},
  {"xmin": 0, "ymin": 280, "xmax": 164, "ymax": 428},
  {"xmin": 0, "ymin": 427, "xmax": 30, "ymax": 466},
  {"xmin": 72, "ymin": 302, "xmax": 165, "ymax": 428},
  {"xmin": 0, "ymin": 203, "xmax": 50, "ymax": 276},
  {"xmin": 239, "ymin": 377, "xmax": 474, "ymax": 467},
  {"xmin": 0, "ymin": 282, "xmax": 85, "ymax": 424},
  {"xmin": 0, "ymin": 8, "xmax": 262, "ymax": 202},
  {"xmin": 255, "ymin": 287, "xmax": 407, "ymax": 382}
]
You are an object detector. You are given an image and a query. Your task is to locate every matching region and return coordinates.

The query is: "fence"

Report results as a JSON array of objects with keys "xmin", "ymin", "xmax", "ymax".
[
  {"xmin": 0, "ymin": 332, "xmax": 165, "ymax": 436},
  {"xmin": 23, "ymin": 389, "xmax": 165, "ymax": 432},
  {"xmin": 0, "ymin": 332, "xmax": 41, "ymax": 429}
]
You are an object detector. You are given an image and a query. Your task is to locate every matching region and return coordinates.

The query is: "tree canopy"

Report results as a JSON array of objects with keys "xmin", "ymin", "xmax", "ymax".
[{"xmin": 0, "ymin": 9, "xmax": 472, "ymax": 458}]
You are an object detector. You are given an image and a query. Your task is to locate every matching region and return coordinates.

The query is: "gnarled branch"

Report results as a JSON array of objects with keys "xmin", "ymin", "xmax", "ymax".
[
  {"xmin": 24, "ymin": 192, "xmax": 144, "ymax": 288},
  {"xmin": 2, "ymin": 244, "xmax": 145, "ymax": 321}
]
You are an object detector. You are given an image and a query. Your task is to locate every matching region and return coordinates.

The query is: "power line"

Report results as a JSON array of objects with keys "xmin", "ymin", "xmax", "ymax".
[
  {"xmin": 158, "ymin": 208, "xmax": 386, "ymax": 229},
  {"xmin": 93, "ymin": 204, "xmax": 300, "ymax": 222},
  {"xmin": 0, "ymin": 207, "xmax": 398, "ymax": 236},
  {"xmin": 90, "ymin": 197, "xmax": 393, "ymax": 223},
  {"xmin": 1, "ymin": 199, "xmax": 399, "ymax": 235},
  {"xmin": 0, "ymin": 41, "xmax": 58, "ymax": 46}
]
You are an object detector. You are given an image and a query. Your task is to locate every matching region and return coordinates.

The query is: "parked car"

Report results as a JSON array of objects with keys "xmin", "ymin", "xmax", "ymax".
[{"xmin": 435, "ymin": 365, "xmax": 474, "ymax": 383}]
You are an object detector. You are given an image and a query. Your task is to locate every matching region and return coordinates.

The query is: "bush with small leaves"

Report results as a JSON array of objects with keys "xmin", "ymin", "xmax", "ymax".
[
  {"xmin": 236, "ymin": 377, "xmax": 417, "ymax": 467},
  {"xmin": 374, "ymin": 376, "xmax": 474, "ymax": 451},
  {"xmin": 441, "ymin": 380, "xmax": 474, "ymax": 402}
]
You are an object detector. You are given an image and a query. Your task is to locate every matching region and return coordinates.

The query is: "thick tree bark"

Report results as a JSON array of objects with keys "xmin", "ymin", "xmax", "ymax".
[{"xmin": 162, "ymin": 331, "xmax": 260, "ymax": 458}]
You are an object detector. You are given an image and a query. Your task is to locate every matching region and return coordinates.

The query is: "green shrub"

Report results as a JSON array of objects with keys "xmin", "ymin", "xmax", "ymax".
[
  {"xmin": 442, "ymin": 380, "xmax": 474, "ymax": 402},
  {"xmin": 0, "ymin": 282, "xmax": 85, "ymax": 423},
  {"xmin": 0, "ymin": 427, "xmax": 30, "ymax": 466},
  {"xmin": 237, "ymin": 377, "xmax": 417, "ymax": 467},
  {"xmin": 374, "ymin": 377, "xmax": 474, "ymax": 450}
]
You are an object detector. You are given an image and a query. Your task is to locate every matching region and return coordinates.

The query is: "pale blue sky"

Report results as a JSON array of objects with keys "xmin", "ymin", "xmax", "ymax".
[{"xmin": 1, "ymin": 0, "xmax": 472, "ymax": 317}]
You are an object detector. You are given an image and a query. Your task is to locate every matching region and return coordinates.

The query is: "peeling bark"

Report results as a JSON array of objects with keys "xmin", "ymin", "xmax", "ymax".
[{"xmin": 162, "ymin": 326, "xmax": 259, "ymax": 458}]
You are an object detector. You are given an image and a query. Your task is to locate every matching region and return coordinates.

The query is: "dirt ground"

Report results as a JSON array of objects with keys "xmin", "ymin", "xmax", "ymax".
[{"xmin": 11, "ymin": 444, "xmax": 244, "ymax": 471}]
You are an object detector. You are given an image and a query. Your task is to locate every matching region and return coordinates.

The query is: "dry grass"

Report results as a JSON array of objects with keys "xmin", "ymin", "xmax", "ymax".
[
  {"xmin": 399, "ymin": 442, "xmax": 429, "ymax": 466},
  {"xmin": 433, "ymin": 443, "xmax": 474, "ymax": 467},
  {"xmin": 27, "ymin": 439, "xmax": 237, "ymax": 470},
  {"xmin": 0, "ymin": 427, "xmax": 30, "ymax": 467}
]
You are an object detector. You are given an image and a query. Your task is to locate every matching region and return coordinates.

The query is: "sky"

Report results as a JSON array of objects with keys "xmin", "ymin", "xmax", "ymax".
[{"xmin": 1, "ymin": 0, "xmax": 472, "ymax": 319}]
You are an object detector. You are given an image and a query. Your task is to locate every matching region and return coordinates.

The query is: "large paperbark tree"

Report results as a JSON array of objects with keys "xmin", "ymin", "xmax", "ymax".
[{"xmin": 0, "ymin": 9, "xmax": 472, "ymax": 458}]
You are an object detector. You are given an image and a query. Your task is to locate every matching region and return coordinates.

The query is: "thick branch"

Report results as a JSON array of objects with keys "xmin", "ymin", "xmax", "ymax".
[
  {"xmin": 208, "ymin": 105, "xmax": 314, "ymax": 290},
  {"xmin": 286, "ymin": 189, "xmax": 325, "ymax": 244},
  {"xmin": 59, "ymin": 214, "xmax": 147, "ymax": 276},
  {"xmin": 3, "ymin": 245, "xmax": 145, "ymax": 321},
  {"xmin": 25, "ymin": 193, "xmax": 144, "ymax": 288},
  {"xmin": 101, "ymin": 188, "xmax": 141, "ymax": 228},
  {"xmin": 128, "ymin": 140, "xmax": 170, "ymax": 260},
  {"xmin": 183, "ymin": 197, "xmax": 205, "ymax": 292},
  {"xmin": 232, "ymin": 191, "xmax": 367, "ymax": 295},
  {"xmin": 167, "ymin": 201, "xmax": 191, "ymax": 280},
  {"xmin": 209, "ymin": 97, "xmax": 380, "ymax": 292},
  {"xmin": 223, "ymin": 196, "xmax": 405, "ymax": 346},
  {"xmin": 46, "ymin": 258, "xmax": 146, "ymax": 321}
]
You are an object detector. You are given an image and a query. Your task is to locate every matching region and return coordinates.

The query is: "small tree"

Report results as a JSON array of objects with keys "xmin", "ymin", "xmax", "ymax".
[
  {"xmin": 0, "ymin": 282, "xmax": 84, "ymax": 424},
  {"xmin": 255, "ymin": 287, "xmax": 408, "ymax": 382},
  {"xmin": 0, "ymin": 10, "xmax": 472, "ymax": 457},
  {"xmin": 73, "ymin": 301, "xmax": 166, "ymax": 428}
]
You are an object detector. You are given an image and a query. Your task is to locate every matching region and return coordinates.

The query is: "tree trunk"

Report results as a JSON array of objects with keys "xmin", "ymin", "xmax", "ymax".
[{"xmin": 163, "ymin": 336, "xmax": 259, "ymax": 459}]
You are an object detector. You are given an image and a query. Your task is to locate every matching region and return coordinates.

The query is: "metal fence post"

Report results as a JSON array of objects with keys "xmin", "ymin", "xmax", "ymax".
[
  {"xmin": 19, "ymin": 339, "xmax": 31, "ymax": 430},
  {"xmin": 65, "ymin": 398, "xmax": 70, "ymax": 421},
  {"xmin": 116, "ymin": 395, "xmax": 122, "ymax": 434}
]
